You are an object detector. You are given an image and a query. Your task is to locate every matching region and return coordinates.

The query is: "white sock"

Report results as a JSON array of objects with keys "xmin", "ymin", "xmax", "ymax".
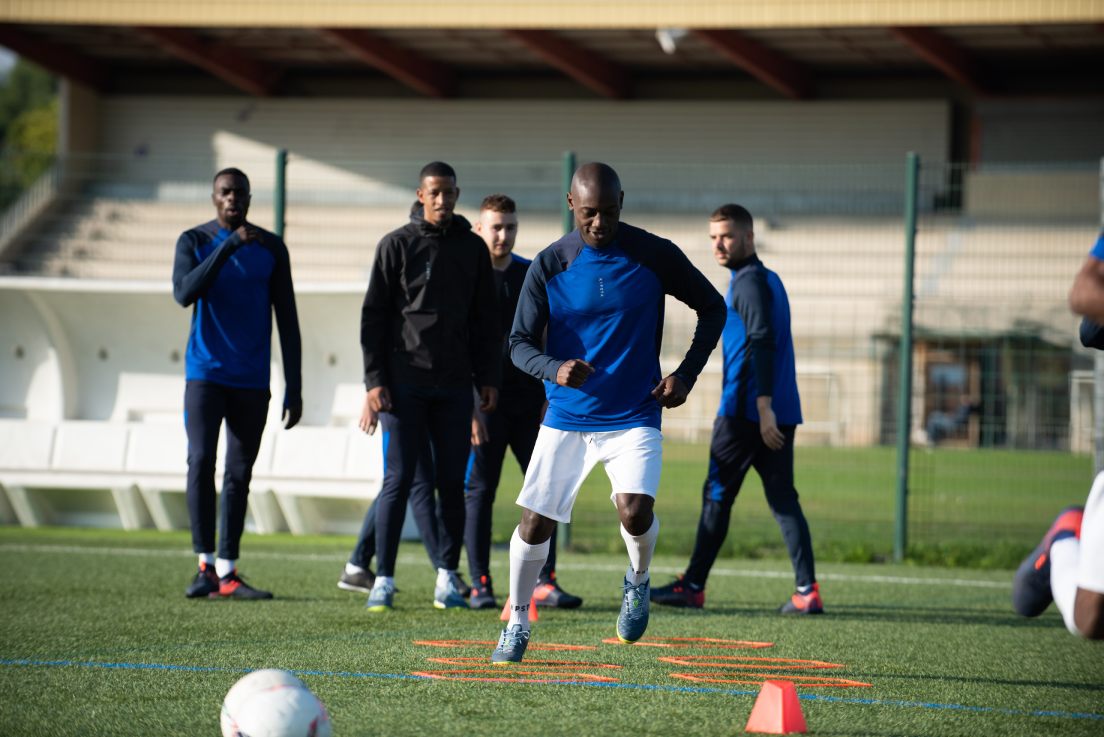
[
  {"xmin": 215, "ymin": 558, "xmax": 235, "ymax": 578},
  {"xmin": 1050, "ymin": 537, "xmax": 1082, "ymax": 636},
  {"xmin": 508, "ymin": 526, "xmax": 550, "ymax": 631},
  {"xmin": 621, "ymin": 517, "xmax": 659, "ymax": 586},
  {"xmin": 345, "ymin": 562, "xmax": 366, "ymax": 576},
  {"xmin": 373, "ymin": 575, "xmax": 395, "ymax": 591},
  {"xmin": 199, "ymin": 553, "xmax": 215, "ymax": 567},
  {"xmin": 436, "ymin": 568, "xmax": 452, "ymax": 589}
]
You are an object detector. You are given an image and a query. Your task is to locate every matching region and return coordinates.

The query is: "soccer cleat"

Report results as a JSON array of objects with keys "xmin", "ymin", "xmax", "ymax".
[
  {"xmin": 469, "ymin": 575, "xmax": 498, "ymax": 610},
  {"xmin": 491, "ymin": 624, "xmax": 530, "ymax": 664},
  {"xmin": 185, "ymin": 563, "xmax": 220, "ymax": 598},
  {"xmin": 213, "ymin": 571, "xmax": 273, "ymax": 600},
  {"xmin": 1012, "ymin": 506, "xmax": 1084, "ymax": 618},
  {"xmin": 449, "ymin": 570, "xmax": 472, "ymax": 599},
  {"xmin": 779, "ymin": 582, "xmax": 824, "ymax": 615},
  {"xmin": 434, "ymin": 576, "xmax": 470, "ymax": 610},
  {"xmin": 533, "ymin": 573, "xmax": 583, "ymax": 609},
  {"xmin": 650, "ymin": 575, "xmax": 705, "ymax": 609},
  {"xmin": 337, "ymin": 567, "xmax": 375, "ymax": 594},
  {"xmin": 616, "ymin": 578, "xmax": 651, "ymax": 644},
  {"xmin": 366, "ymin": 579, "xmax": 396, "ymax": 612}
]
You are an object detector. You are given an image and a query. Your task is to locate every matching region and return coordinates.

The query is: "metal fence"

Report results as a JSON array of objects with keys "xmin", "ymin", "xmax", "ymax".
[{"xmin": 0, "ymin": 149, "xmax": 1097, "ymax": 564}]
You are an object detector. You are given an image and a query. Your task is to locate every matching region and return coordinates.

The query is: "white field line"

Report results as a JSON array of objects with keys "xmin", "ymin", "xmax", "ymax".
[{"xmin": 0, "ymin": 543, "xmax": 1011, "ymax": 589}]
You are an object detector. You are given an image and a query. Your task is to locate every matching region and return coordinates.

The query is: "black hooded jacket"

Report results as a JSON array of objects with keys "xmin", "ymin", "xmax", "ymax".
[{"xmin": 361, "ymin": 203, "xmax": 500, "ymax": 390}]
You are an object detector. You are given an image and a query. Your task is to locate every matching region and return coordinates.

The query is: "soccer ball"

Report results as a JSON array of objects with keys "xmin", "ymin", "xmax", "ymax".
[{"xmin": 220, "ymin": 669, "xmax": 332, "ymax": 737}]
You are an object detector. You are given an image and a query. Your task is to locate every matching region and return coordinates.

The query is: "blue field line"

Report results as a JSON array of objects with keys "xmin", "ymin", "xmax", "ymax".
[{"xmin": 2, "ymin": 658, "xmax": 1100, "ymax": 722}]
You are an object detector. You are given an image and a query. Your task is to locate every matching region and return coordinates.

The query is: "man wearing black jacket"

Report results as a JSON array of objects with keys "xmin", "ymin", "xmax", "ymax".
[
  {"xmin": 172, "ymin": 167, "xmax": 302, "ymax": 600},
  {"xmin": 359, "ymin": 161, "xmax": 500, "ymax": 611}
]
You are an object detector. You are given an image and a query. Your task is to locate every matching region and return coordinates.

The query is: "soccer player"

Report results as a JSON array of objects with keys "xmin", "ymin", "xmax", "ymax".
[
  {"xmin": 1012, "ymin": 230, "xmax": 1104, "ymax": 640},
  {"xmin": 491, "ymin": 163, "xmax": 726, "ymax": 663},
  {"xmin": 465, "ymin": 193, "xmax": 582, "ymax": 610},
  {"xmin": 172, "ymin": 167, "xmax": 302, "ymax": 600},
  {"xmin": 651, "ymin": 204, "xmax": 822, "ymax": 614},
  {"xmin": 359, "ymin": 161, "xmax": 500, "ymax": 611}
]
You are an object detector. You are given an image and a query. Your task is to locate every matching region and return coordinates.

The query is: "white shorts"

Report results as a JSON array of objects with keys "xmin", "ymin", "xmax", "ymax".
[
  {"xmin": 516, "ymin": 425, "xmax": 663, "ymax": 523},
  {"xmin": 1078, "ymin": 471, "xmax": 1104, "ymax": 593}
]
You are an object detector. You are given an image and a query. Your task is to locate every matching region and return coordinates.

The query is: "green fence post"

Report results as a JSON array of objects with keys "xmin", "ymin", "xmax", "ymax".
[
  {"xmin": 561, "ymin": 151, "xmax": 576, "ymax": 235},
  {"xmin": 274, "ymin": 148, "xmax": 287, "ymax": 239},
  {"xmin": 895, "ymin": 152, "xmax": 920, "ymax": 563}
]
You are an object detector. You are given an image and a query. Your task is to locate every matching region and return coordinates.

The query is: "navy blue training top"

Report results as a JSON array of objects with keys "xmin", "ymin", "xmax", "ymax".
[
  {"xmin": 171, "ymin": 220, "xmax": 302, "ymax": 402},
  {"xmin": 509, "ymin": 223, "xmax": 725, "ymax": 432},
  {"xmin": 718, "ymin": 254, "xmax": 801, "ymax": 425}
]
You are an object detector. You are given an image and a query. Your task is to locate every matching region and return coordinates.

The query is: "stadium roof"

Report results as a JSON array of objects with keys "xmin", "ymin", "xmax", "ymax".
[{"xmin": 0, "ymin": 0, "xmax": 1102, "ymax": 99}]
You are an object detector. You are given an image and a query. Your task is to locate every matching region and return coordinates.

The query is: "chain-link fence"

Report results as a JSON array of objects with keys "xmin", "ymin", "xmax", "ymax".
[{"xmin": 0, "ymin": 150, "xmax": 1096, "ymax": 566}]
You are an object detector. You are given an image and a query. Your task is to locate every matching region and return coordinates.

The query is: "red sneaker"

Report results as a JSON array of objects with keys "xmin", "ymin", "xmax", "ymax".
[
  {"xmin": 650, "ymin": 575, "xmax": 705, "ymax": 609},
  {"xmin": 780, "ymin": 582, "xmax": 824, "ymax": 614}
]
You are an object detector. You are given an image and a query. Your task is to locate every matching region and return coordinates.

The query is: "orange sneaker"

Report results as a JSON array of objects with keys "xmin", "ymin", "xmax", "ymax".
[
  {"xmin": 780, "ymin": 582, "xmax": 824, "ymax": 614},
  {"xmin": 1012, "ymin": 506, "xmax": 1083, "ymax": 617},
  {"xmin": 533, "ymin": 573, "xmax": 583, "ymax": 609}
]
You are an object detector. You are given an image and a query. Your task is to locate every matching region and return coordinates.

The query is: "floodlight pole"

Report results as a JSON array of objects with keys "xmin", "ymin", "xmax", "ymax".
[
  {"xmin": 895, "ymin": 152, "xmax": 919, "ymax": 563},
  {"xmin": 274, "ymin": 148, "xmax": 287, "ymax": 239}
]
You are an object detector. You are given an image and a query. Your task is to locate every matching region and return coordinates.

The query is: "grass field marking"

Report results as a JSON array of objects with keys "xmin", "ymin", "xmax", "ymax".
[
  {"xmin": 425, "ymin": 657, "xmax": 622, "ymax": 670},
  {"xmin": 599, "ymin": 637, "xmax": 774, "ymax": 649},
  {"xmin": 657, "ymin": 655, "xmax": 846, "ymax": 670},
  {"xmin": 413, "ymin": 640, "xmax": 598, "ymax": 651},
  {"xmin": 2, "ymin": 659, "xmax": 1100, "ymax": 722},
  {"xmin": 670, "ymin": 673, "xmax": 873, "ymax": 688},
  {"xmin": 411, "ymin": 670, "xmax": 621, "ymax": 683},
  {"xmin": 0, "ymin": 542, "xmax": 1013, "ymax": 589}
]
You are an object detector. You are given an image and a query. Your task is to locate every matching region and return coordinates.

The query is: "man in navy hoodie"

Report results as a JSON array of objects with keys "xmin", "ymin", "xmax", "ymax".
[
  {"xmin": 359, "ymin": 162, "xmax": 500, "ymax": 611},
  {"xmin": 172, "ymin": 167, "xmax": 302, "ymax": 600}
]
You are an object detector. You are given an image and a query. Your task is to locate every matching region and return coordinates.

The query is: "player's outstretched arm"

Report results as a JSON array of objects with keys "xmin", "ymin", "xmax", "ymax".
[{"xmin": 270, "ymin": 237, "xmax": 302, "ymax": 430}]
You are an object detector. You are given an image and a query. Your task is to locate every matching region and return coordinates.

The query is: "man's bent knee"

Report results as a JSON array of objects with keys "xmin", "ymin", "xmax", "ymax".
[
  {"xmin": 518, "ymin": 508, "xmax": 556, "ymax": 544},
  {"xmin": 615, "ymin": 493, "xmax": 655, "ymax": 535},
  {"xmin": 1073, "ymin": 589, "xmax": 1104, "ymax": 640}
]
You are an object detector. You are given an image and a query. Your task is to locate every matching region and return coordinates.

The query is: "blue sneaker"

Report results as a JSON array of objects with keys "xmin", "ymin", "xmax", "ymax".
[
  {"xmin": 434, "ymin": 577, "xmax": 470, "ymax": 610},
  {"xmin": 366, "ymin": 579, "xmax": 395, "ymax": 612},
  {"xmin": 616, "ymin": 577, "xmax": 650, "ymax": 644},
  {"xmin": 491, "ymin": 624, "xmax": 530, "ymax": 664},
  {"xmin": 1012, "ymin": 506, "xmax": 1083, "ymax": 617}
]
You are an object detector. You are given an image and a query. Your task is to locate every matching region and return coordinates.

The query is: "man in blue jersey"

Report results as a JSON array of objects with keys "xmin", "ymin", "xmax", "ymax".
[
  {"xmin": 651, "ymin": 204, "xmax": 822, "ymax": 614},
  {"xmin": 464, "ymin": 193, "xmax": 582, "ymax": 610},
  {"xmin": 172, "ymin": 168, "xmax": 302, "ymax": 600},
  {"xmin": 491, "ymin": 163, "xmax": 726, "ymax": 663},
  {"xmin": 359, "ymin": 161, "xmax": 500, "ymax": 612}
]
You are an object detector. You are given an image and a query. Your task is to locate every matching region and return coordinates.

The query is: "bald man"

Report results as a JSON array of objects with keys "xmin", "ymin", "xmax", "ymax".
[{"xmin": 491, "ymin": 163, "xmax": 726, "ymax": 663}]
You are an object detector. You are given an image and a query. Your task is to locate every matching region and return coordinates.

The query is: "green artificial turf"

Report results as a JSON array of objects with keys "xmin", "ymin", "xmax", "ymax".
[
  {"xmin": 1, "ymin": 527, "xmax": 1101, "ymax": 736},
  {"xmin": 493, "ymin": 444, "xmax": 1092, "ymax": 568}
]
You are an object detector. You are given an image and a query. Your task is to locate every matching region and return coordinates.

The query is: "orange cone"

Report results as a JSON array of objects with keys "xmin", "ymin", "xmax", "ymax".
[
  {"xmin": 499, "ymin": 596, "xmax": 538, "ymax": 622},
  {"xmin": 744, "ymin": 680, "xmax": 807, "ymax": 734}
]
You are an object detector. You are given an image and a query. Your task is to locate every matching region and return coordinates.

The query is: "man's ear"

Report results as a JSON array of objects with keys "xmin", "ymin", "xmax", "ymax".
[{"xmin": 566, "ymin": 191, "xmax": 575, "ymax": 211}]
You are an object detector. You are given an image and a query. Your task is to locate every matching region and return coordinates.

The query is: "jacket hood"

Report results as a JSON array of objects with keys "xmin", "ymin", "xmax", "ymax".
[{"xmin": 409, "ymin": 201, "xmax": 472, "ymax": 236}]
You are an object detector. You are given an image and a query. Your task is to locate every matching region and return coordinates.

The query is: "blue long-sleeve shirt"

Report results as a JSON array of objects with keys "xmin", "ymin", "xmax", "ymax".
[
  {"xmin": 718, "ymin": 254, "xmax": 801, "ymax": 424},
  {"xmin": 172, "ymin": 220, "xmax": 301, "ymax": 404},
  {"xmin": 509, "ymin": 223, "xmax": 725, "ymax": 432}
]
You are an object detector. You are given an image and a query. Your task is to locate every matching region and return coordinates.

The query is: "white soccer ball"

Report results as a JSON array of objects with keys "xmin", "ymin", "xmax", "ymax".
[{"xmin": 220, "ymin": 669, "xmax": 332, "ymax": 737}]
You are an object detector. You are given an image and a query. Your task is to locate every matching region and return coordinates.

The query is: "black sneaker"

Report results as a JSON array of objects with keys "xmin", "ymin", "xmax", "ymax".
[
  {"xmin": 470, "ymin": 575, "xmax": 498, "ymax": 609},
  {"xmin": 533, "ymin": 573, "xmax": 583, "ymax": 609},
  {"xmin": 449, "ymin": 571, "xmax": 472, "ymax": 599},
  {"xmin": 185, "ymin": 563, "xmax": 219, "ymax": 598},
  {"xmin": 650, "ymin": 575, "xmax": 705, "ymax": 609},
  {"xmin": 213, "ymin": 571, "xmax": 273, "ymax": 600},
  {"xmin": 338, "ymin": 567, "xmax": 376, "ymax": 593}
]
